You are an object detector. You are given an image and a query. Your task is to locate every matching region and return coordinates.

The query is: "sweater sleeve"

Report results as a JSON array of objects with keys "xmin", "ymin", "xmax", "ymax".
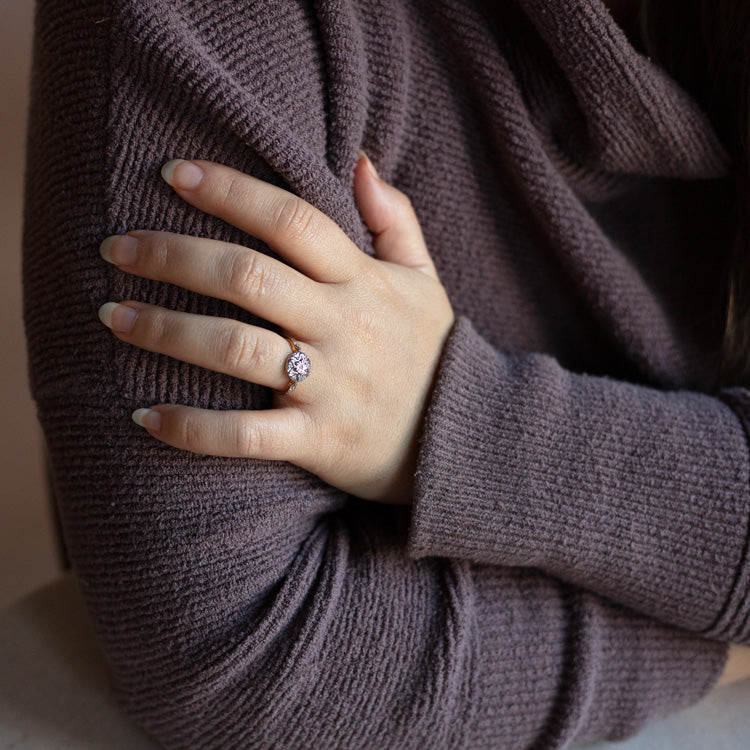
[
  {"xmin": 407, "ymin": 314, "xmax": 750, "ymax": 646},
  {"xmin": 22, "ymin": 2, "xmax": 729, "ymax": 748}
]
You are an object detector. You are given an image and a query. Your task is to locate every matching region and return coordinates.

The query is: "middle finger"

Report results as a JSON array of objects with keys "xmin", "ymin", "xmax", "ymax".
[
  {"xmin": 100, "ymin": 230, "xmax": 325, "ymax": 341},
  {"xmin": 97, "ymin": 300, "xmax": 301, "ymax": 392}
]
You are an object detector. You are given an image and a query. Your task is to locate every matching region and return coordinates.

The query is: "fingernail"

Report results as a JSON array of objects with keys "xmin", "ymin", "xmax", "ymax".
[
  {"xmin": 161, "ymin": 159, "xmax": 204, "ymax": 189},
  {"xmin": 98, "ymin": 302, "xmax": 138, "ymax": 332},
  {"xmin": 100, "ymin": 235, "xmax": 138, "ymax": 265},
  {"xmin": 357, "ymin": 149, "xmax": 379, "ymax": 180},
  {"xmin": 132, "ymin": 408, "xmax": 161, "ymax": 431}
]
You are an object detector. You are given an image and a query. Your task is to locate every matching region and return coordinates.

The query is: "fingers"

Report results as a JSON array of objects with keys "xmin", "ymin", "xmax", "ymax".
[
  {"xmin": 132, "ymin": 403, "xmax": 309, "ymax": 461},
  {"xmin": 97, "ymin": 300, "xmax": 312, "ymax": 392},
  {"xmin": 161, "ymin": 159, "xmax": 365, "ymax": 284},
  {"xmin": 100, "ymin": 230, "xmax": 325, "ymax": 340},
  {"xmin": 352, "ymin": 151, "xmax": 438, "ymax": 278}
]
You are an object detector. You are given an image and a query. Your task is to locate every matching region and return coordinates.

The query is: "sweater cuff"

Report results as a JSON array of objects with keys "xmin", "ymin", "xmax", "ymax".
[
  {"xmin": 406, "ymin": 315, "xmax": 750, "ymax": 640},
  {"xmin": 407, "ymin": 315, "xmax": 511, "ymax": 561}
]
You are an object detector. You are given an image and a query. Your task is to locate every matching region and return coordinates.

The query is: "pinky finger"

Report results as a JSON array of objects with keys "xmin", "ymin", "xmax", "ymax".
[{"xmin": 132, "ymin": 403, "xmax": 307, "ymax": 461}]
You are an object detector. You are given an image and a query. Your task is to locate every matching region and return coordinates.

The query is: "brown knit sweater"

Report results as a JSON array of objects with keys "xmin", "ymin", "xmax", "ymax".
[{"xmin": 22, "ymin": 0, "xmax": 749, "ymax": 748}]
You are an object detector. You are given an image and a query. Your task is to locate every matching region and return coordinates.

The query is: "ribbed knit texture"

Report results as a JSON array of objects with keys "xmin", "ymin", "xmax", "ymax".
[
  {"xmin": 22, "ymin": 0, "xmax": 745, "ymax": 748},
  {"xmin": 407, "ymin": 317, "xmax": 750, "ymax": 639}
]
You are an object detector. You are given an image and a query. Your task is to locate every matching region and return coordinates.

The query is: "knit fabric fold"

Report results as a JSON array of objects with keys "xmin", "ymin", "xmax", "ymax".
[
  {"xmin": 23, "ymin": 0, "xmax": 738, "ymax": 747},
  {"xmin": 518, "ymin": 0, "xmax": 730, "ymax": 180}
]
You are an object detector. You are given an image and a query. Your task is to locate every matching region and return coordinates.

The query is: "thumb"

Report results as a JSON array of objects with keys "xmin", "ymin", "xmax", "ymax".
[{"xmin": 353, "ymin": 150, "xmax": 437, "ymax": 277}]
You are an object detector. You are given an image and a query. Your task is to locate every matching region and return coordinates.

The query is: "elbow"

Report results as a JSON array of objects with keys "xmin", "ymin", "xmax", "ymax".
[{"xmin": 107, "ymin": 519, "xmax": 347, "ymax": 748}]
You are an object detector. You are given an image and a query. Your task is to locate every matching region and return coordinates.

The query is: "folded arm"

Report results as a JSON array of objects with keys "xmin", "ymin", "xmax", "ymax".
[
  {"xmin": 22, "ymin": 1, "xmax": 734, "ymax": 748},
  {"xmin": 408, "ymin": 315, "xmax": 750, "ymax": 644}
]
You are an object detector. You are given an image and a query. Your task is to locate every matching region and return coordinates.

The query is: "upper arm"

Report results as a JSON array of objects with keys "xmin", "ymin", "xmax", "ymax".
[{"xmin": 23, "ymin": 2, "xmax": 729, "ymax": 747}]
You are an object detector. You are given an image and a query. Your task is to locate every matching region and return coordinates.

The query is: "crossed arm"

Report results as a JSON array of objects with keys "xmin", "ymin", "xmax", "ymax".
[
  {"xmin": 23, "ymin": 0, "xmax": 750, "ymax": 747},
  {"xmin": 96, "ymin": 156, "xmax": 454, "ymax": 505},
  {"xmin": 94, "ymin": 155, "xmax": 750, "ymax": 694}
]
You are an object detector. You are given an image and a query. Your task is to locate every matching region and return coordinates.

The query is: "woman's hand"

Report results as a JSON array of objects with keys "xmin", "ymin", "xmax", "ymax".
[{"xmin": 97, "ymin": 155, "xmax": 455, "ymax": 505}]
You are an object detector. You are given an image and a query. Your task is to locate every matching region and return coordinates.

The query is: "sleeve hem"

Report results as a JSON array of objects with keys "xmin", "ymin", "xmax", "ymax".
[
  {"xmin": 407, "ymin": 315, "xmax": 509, "ymax": 561},
  {"xmin": 407, "ymin": 316, "xmax": 750, "ymax": 642}
]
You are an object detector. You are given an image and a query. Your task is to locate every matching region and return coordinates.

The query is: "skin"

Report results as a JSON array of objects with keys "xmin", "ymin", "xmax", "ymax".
[
  {"xmin": 716, "ymin": 644, "xmax": 750, "ymax": 688},
  {"xmin": 98, "ymin": 151, "xmax": 750, "ymax": 689},
  {"xmin": 97, "ymin": 154, "xmax": 455, "ymax": 506}
]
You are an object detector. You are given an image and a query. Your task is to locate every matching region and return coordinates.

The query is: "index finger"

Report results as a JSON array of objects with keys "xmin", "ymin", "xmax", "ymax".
[{"xmin": 161, "ymin": 159, "xmax": 365, "ymax": 284}]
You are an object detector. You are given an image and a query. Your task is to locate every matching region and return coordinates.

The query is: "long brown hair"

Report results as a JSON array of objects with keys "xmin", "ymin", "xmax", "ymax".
[{"xmin": 637, "ymin": 1, "xmax": 750, "ymax": 388}]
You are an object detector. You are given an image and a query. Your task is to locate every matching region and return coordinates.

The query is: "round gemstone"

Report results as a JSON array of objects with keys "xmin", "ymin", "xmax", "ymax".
[{"xmin": 286, "ymin": 350, "xmax": 311, "ymax": 382}]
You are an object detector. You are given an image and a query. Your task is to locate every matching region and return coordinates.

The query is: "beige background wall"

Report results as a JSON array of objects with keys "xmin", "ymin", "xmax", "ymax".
[{"xmin": 1, "ymin": 0, "xmax": 59, "ymax": 610}]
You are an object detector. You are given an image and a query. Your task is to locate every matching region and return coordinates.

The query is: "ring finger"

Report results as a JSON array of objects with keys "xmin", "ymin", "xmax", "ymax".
[{"xmin": 98, "ymin": 299, "xmax": 310, "ymax": 392}]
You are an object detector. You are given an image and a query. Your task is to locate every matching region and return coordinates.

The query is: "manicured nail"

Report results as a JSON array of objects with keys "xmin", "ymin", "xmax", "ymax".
[
  {"xmin": 357, "ymin": 149, "xmax": 380, "ymax": 179},
  {"xmin": 161, "ymin": 159, "xmax": 204, "ymax": 189},
  {"xmin": 98, "ymin": 302, "xmax": 138, "ymax": 332},
  {"xmin": 132, "ymin": 408, "xmax": 161, "ymax": 431},
  {"xmin": 100, "ymin": 235, "xmax": 138, "ymax": 265}
]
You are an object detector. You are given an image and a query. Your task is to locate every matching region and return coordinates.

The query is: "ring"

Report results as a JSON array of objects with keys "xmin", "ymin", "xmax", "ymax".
[{"xmin": 277, "ymin": 337, "xmax": 311, "ymax": 395}]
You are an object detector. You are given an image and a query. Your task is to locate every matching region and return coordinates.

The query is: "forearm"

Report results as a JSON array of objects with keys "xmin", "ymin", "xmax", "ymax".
[
  {"xmin": 408, "ymin": 316, "xmax": 750, "ymax": 644},
  {"xmin": 22, "ymin": 1, "xmax": 731, "ymax": 746}
]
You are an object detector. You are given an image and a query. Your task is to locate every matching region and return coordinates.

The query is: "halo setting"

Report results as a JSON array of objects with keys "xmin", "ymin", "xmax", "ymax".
[
  {"xmin": 280, "ymin": 339, "xmax": 311, "ymax": 394},
  {"xmin": 286, "ymin": 350, "xmax": 311, "ymax": 383}
]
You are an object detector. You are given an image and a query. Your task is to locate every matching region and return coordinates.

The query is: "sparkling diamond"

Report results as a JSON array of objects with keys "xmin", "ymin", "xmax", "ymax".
[{"xmin": 286, "ymin": 350, "xmax": 311, "ymax": 382}]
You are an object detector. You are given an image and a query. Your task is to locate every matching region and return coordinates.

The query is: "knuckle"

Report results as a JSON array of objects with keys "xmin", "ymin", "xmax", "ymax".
[
  {"xmin": 320, "ymin": 406, "xmax": 360, "ymax": 464},
  {"xmin": 354, "ymin": 309, "xmax": 381, "ymax": 344},
  {"xmin": 225, "ymin": 250, "xmax": 279, "ymax": 300},
  {"xmin": 392, "ymin": 190, "xmax": 416, "ymax": 220},
  {"xmin": 178, "ymin": 413, "xmax": 203, "ymax": 454},
  {"xmin": 149, "ymin": 233, "xmax": 179, "ymax": 274},
  {"xmin": 220, "ymin": 325, "xmax": 257, "ymax": 372},
  {"xmin": 272, "ymin": 196, "xmax": 318, "ymax": 241},
  {"xmin": 234, "ymin": 418, "xmax": 263, "ymax": 457},
  {"xmin": 217, "ymin": 173, "xmax": 251, "ymax": 213},
  {"xmin": 341, "ymin": 296, "xmax": 387, "ymax": 347},
  {"xmin": 293, "ymin": 411, "xmax": 318, "ymax": 464},
  {"xmin": 147, "ymin": 307, "xmax": 172, "ymax": 348}
]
